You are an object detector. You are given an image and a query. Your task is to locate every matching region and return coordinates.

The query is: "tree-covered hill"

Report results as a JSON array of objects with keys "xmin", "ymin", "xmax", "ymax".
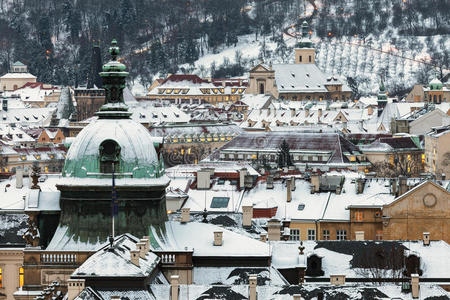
[{"xmin": 0, "ymin": 0, "xmax": 448, "ymax": 96}]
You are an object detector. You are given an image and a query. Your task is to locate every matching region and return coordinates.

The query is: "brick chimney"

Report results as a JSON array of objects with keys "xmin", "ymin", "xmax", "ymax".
[
  {"xmin": 140, "ymin": 237, "xmax": 150, "ymax": 252},
  {"xmin": 423, "ymin": 232, "xmax": 430, "ymax": 246},
  {"xmin": 239, "ymin": 168, "xmax": 248, "ymax": 189},
  {"xmin": 368, "ymin": 105, "xmax": 373, "ymax": 116},
  {"xmin": 318, "ymin": 108, "xmax": 323, "ymax": 121},
  {"xmin": 390, "ymin": 178, "xmax": 397, "ymax": 196},
  {"xmin": 249, "ymin": 274, "xmax": 257, "ymax": 300},
  {"xmin": 242, "ymin": 205, "xmax": 253, "ymax": 227},
  {"xmin": 291, "ymin": 176, "xmax": 296, "ymax": 191},
  {"xmin": 181, "ymin": 207, "xmax": 190, "ymax": 223},
  {"xmin": 16, "ymin": 167, "xmax": 23, "ymax": 189},
  {"xmin": 305, "ymin": 107, "xmax": 310, "ymax": 118},
  {"xmin": 197, "ymin": 168, "xmax": 212, "ymax": 190},
  {"xmin": 111, "ymin": 296, "xmax": 121, "ymax": 300},
  {"xmin": 293, "ymin": 295, "xmax": 302, "ymax": 300},
  {"xmin": 243, "ymin": 110, "xmax": 248, "ymax": 121},
  {"xmin": 356, "ymin": 178, "xmax": 365, "ymax": 194},
  {"xmin": 286, "ymin": 178, "xmax": 292, "ymax": 202},
  {"xmin": 130, "ymin": 249, "xmax": 140, "ymax": 267},
  {"xmin": 266, "ymin": 175, "xmax": 274, "ymax": 189},
  {"xmin": 267, "ymin": 218, "xmax": 281, "ymax": 241},
  {"xmin": 171, "ymin": 275, "xmax": 180, "ymax": 300},
  {"xmin": 411, "ymin": 274, "xmax": 420, "ymax": 298},
  {"xmin": 310, "ymin": 174, "xmax": 320, "ymax": 193},
  {"xmin": 136, "ymin": 242, "xmax": 146, "ymax": 259},
  {"xmin": 291, "ymin": 108, "xmax": 296, "ymax": 117},
  {"xmin": 214, "ymin": 231, "xmax": 223, "ymax": 246},
  {"xmin": 67, "ymin": 279, "xmax": 85, "ymax": 300}
]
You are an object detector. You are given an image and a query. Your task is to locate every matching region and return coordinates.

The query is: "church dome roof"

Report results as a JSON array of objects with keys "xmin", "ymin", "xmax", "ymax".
[{"xmin": 63, "ymin": 118, "xmax": 163, "ymax": 179}]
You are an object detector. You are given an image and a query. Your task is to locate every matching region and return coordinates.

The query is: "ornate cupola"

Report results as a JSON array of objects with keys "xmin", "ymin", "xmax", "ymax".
[
  {"xmin": 295, "ymin": 21, "xmax": 315, "ymax": 64},
  {"xmin": 49, "ymin": 40, "xmax": 170, "ymax": 250},
  {"xmin": 377, "ymin": 78, "xmax": 388, "ymax": 117}
]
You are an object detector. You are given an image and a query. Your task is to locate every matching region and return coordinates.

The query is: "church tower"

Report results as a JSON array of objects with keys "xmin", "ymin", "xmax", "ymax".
[{"xmin": 295, "ymin": 21, "xmax": 315, "ymax": 64}]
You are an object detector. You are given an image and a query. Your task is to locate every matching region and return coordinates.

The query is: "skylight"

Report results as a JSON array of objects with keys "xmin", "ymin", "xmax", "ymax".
[
  {"xmin": 298, "ymin": 204, "xmax": 305, "ymax": 210},
  {"xmin": 210, "ymin": 197, "xmax": 230, "ymax": 208}
]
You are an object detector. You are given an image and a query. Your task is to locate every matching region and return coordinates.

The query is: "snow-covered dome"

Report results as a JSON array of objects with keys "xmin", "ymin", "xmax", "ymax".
[
  {"xmin": 429, "ymin": 78, "xmax": 443, "ymax": 90},
  {"xmin": 63, "ymin": 118, "xmax": 163, "ymax": 179}
]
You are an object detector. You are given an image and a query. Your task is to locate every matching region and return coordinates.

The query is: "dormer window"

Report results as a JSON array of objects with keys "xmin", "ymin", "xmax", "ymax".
[{"xmin": 99, "ymin": 139, "xmax": 120, "ymax": 173}]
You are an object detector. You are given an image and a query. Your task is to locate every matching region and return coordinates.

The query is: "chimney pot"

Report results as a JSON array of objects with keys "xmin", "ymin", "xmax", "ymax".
[
  {"xmin": 287, "ymin": 178, "xmax": 292, "ymax": 202},
  {"xmin": 267, "ymin": 218, "xmax": 281, "ymax": 241},
  {"xmin": 16, "ymin": 167, "xmax": 23, "ymax": 189}
]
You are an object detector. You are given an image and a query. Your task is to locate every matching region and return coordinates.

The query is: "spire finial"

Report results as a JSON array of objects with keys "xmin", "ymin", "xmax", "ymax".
[{"xmin": 109, "ymin": 39, "xmax": 120, "ymax": 61}]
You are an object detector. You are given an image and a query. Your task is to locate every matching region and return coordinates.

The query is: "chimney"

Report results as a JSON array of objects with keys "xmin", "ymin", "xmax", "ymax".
[
  {"xmin": 181, "ymin": 207, "xmax": 190, "ymax": 223},
  {"xmin": 244, "ymin": 110, "xmax": 248, "ymax": 121},
  {"xmin": 423, "ymin": 232, "xmax": 430, "ymax": 246},
  {"xmin": 16, "ymin": 167, "xmax": 23, "ymax": 189},
  {"xmin": 293, "ymin": 295, "xmax": 302, "ymax": 300},
  {"xmin": 214, "ymin": 231, "xmax": 223, "ymax": 246},
  {"xmin": 355, "ymin": 231, "xmax": 364, "ymax": 241},
  {"xmin": 242, "ymin": 205, "xmax": 253, "ymax": 227},
  {"xmin": 356, "ymin": 178, "xmax": 365, "ymax": 194},
  {"xmin": 267, "ymin": 218, "xmax": 281, "ymax": 241},
  {"xmin": 197, "ymin": 168, "xmax": 211, "ymax": 190},
  {"xmin": 140, "ymin": 237, "xmax": 150, "ymax": 253},
  {"xmin": 318, "ymin": 108, "xmax": 323, "ymax": 121},
  {"xmin": 249, "ymin": 274, "xmax": 257, "ymax": 300},
  {"xmin": 67, "ymin": 279, "xmax": 85, "ymax": 300},
  {"xmin": 411, "ymin": 274, "xmax": 420, "ymax": 299},
  {"xmin": 390, "ymin": 178, "xmax": 397, "ymax": 196},
  {"xmin": 330, "ymin": 275, "xmax": 346, "ymax": 286},
  {"xmin": 111, "ymin": 297, "xmax": 121, "ymax": 300},
  {"xmin": 286, "ymin": 178, "xmax": 292, "ymax": 202},
  {"xmin": 310, "ymin": 175, "xmax": 320, "ymax": 193},
  {"xmin": 2, "ymin": 98, "xmax": 8, "ymax": 112},
  {"xmin": 130, "ymin": 249, "xmax": 140, "ymax": 266},
  {"xmin": 266, "ymin": 175, "xmax": 274, "ymax": 189},
  {"xmin": 136, "ymin": 242, "xmax": 146, "ymax": 259},
  {"xmin": 367, "ymin": 105, "xmax": 373, "ymax": 116},
  {"xmin": 260, "ymin": 233, "xmax": 267, "ymax": 243},
  {"xmin": 171, "ymin": 275, "xmax": 180, "ymax": 300},
  {"xmin": 239, "ymin": 168, "xmax": 248, "ymax": 189},
  {"xmin": 398, "ymin": 175, "xmax": 408, "ymax": 196},
  {"xmin": 291, "ymin": 176, "xmax": 296, "ymax": 191},
  {"xmin": 305, "ymin": 108, "xmax": 310, "ymax": 118},
  {"xmin": 282, "ymin": 227, "xmax": 290, "ymax": 241}
]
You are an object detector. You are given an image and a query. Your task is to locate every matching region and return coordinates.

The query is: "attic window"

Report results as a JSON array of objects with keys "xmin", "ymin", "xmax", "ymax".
[
  {"xmin": 298, "ymin": 204, "xmax": 305, "ymax": 210},
  {"xmin": 305, "ymin": 85, "xmax": 309, "ymax": 88},
  {"xmin": 291, "ymin": 73, "xmax": 295, "ymax": 78},
  {"xmin": 210, "ymin": 197, "xmax": 230, "ymax": 208},
  {"xmin": 99, "ymin": 139, "xmax": 121, "ymax": 173},
  {"xmin": 33, "ymin": 115, "xmax": 38, "ymax": 120},
  {"xmin": 291, "ymin": 85, "xmax": 295, "ymax": 88},
  {"xmin": 306, "ymin": 73, "xmax": 310, "ymax": 77}
]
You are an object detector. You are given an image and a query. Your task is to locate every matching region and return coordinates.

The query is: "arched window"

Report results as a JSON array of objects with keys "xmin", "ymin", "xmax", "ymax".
[
  {"xmin": 438, "ymin": 95, "xmax": 442, "ymax": 103},
  {"xmin": 433, "ymin": 95, "xmax": 437, "ymax": 103},
  {"xmin": 13, "ymin": 84, "xmax": 18, "ymax": 90},
  {"xmin": 99, "ymin": 140, "xmax": 121, "ymax": 173},
  {"xmin": 259, "ymin": 83, "xmax": 265, "ymax": 94},
  {"xmin": 19, "ymin": 267, "xmax": 24, "ymax": 287}
]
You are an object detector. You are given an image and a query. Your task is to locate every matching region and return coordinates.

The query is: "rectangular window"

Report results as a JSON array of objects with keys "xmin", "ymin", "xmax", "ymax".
[
  {"xmin": 337, "ymin": 230, "xmax": 347, "ymax": 240},
  {"xmin": 355, "ymin": 211, "xmax": 363, "ymax": 222},
  {"xmin": 19, "ymin": 267, "xmax": 24, "ymax": 287},
  {"xmin": 299, "ymin": 56, "xmax": 302, "ymax": 62},
  {"xmin": 322, "ymin": 230, "xmax": 330, "ymax": 240},
  {"xmin": 308, "ymin": 55, "xmax": 311, "ymax": 62},
  {"xmin": 290, "ymin": 229, "xmax": 300, "ymax": 241},
  {"xmin": 308, "ymin": 229, "xmax": 316, "ymax": 240}
]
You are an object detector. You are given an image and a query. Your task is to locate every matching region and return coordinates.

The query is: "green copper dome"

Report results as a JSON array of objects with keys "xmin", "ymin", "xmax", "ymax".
[
  {"xmin": 62, "ymin": 40, "xmax": 165, "ymax": 179},
  {"xmin": 429, "ymin": 78, "xmax": 443, "ymax": 90}
]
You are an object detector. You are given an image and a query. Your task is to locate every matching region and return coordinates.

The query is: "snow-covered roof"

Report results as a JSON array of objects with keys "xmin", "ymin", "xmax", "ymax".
[
  {"xmin": 0, "ymin": 107, "xmax": 55, "ymax": 127},
  {"xmin": 72, "ymin": 234, "xmax": 159, "ymax": 278},
  {"xmin": 150, "ymin": 221, "xmax": 271, "ymax": 257},
  {"xmin": 0, "ymin": 72, "xmax": 36, "ymax": 79},
  {"xmin": 272, "ymin": 64, "xmax": 330, "ymax": 93}
]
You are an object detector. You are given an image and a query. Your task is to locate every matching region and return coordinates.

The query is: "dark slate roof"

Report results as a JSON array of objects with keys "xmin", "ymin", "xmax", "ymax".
[
  {"xmin": 76, "ymin": 287, "xmax": 155, "ymax": 300},
  {"xmin": 219, "ymin": 132, "xmax": 359, "ymax": 164},
  {"xmin": 274, "ymin": 285, "xmax": 389, "ymax": 299},
  {"xmin": 315, "ymin": 241, "xmax": 407, "ymax": 269},
  {"xmin": 378, "ymin": 137, "xmax": 420, "ymax": 149},
  {"xmin": 0, "ymin": 213, "xmax": 27, "ymax": 247}
]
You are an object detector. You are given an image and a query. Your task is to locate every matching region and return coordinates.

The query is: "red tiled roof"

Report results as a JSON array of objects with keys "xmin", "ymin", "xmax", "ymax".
[
  {"xmin": 16, "ymin": 82, "xmax": 57, "ymax": 91},
  {"xmin": 161, "ymin": 74, "xmax": 207, "ymax": 85}
]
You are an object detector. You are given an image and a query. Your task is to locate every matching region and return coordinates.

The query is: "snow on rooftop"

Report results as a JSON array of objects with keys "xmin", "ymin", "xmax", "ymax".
[{"xmin": 150, "ymin": 221, "xmax": 270, "ymax": 257}]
